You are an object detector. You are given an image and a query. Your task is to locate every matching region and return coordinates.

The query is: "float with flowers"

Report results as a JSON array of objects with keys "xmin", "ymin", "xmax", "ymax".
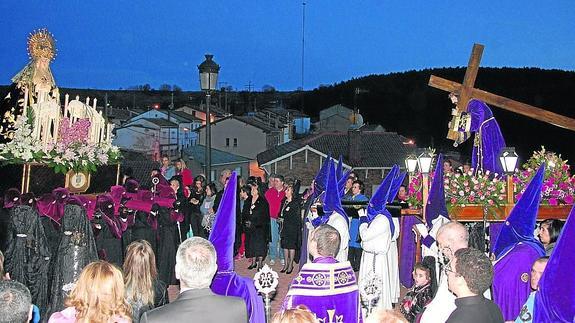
[{"xmin": 405, "ymin": 147, "xmax": 574, "ymax": 221}]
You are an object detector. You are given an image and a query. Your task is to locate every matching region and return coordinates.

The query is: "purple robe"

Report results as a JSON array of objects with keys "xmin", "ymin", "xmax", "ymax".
[
  {"xmin": 282, "ymin": 257, "xmax": 362, "ymax": 322},
  {"xmin": 467, "ymin": 100, "xmax": 506, "ymax": 175},
  {"xmin": 493, "ymin": 243, "xmax": 544, "ymax": 321},
  {"xmin": 399, "ymin": 215, "xmax": 422, "ymax": 288},
  {"xmin": 209, "ymin": 172, "xmax": 266, "ymax": 323},
  {"xmin": 211, "ymin": 272, "xmax": 266, "ymax": 323}
]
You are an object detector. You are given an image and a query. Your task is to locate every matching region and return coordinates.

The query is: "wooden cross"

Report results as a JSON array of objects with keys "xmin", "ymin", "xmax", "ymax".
[{"xmin": 428, "ymin": 43, "xmax": 575, "ymax": 143}]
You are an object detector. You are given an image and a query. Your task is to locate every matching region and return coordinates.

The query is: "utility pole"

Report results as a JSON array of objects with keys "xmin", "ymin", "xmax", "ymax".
[{"xmin": 301, "ymin": 0, "xmax": 306, "ymax": 112}]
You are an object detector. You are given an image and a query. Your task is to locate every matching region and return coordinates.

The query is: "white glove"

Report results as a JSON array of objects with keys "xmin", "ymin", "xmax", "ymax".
[{"xmin": 414, "ymin": 223, "xmax": 429, "ymax": 237}]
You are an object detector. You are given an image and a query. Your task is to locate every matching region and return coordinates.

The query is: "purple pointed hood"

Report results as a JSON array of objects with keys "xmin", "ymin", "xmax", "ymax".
[
  {"xmin": 322, "ymin": 162, "xmax": 347, "ymax": 223},
  {"xmin": 534, "ymin": 204, "xmax": 575, "ymax": 322},
  {"xmin": 313, "ymin": 154, "xmax": 331, "ymax": 198},
  {"xmin": 493, "ymin": 164, "xmax": 546, "ymax": 260},
  {"xmin": 338, "ymin": 169, "xmax": 352, "ymax": 197},
  {"xmin": 209, "ymin": 171, "xmax": 238, "ymax": 272},
  {"xmin": 336, "ymin": 155, "xmax": 344, "ymax": 181},
  {"xmin": 367, "ymin": 165, "xmax": 399, "ymax": 234},
  {"xmin": 388, "ymin": 171, "xmax": 407, "ymax": 204},
  {"xmin": 425, "ymin": 154, "xmax": 449, "ymax": 228}
]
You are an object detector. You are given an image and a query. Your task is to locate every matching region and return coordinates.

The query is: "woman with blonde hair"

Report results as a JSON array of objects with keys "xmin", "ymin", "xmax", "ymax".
[
  {"xmin": 48, "ymin": 261, "xmax": 131, "ymax": 323},
  {"xmin": 272, "ymin": 305, "xmax": 318, "ymax": 323},
  {"xmin": 123, "ymin": 240, "xmax": 168, "ymax": 322},
  {"xmin": 175, "ymin": 158, "xmax": 193, "ymax": 189}
]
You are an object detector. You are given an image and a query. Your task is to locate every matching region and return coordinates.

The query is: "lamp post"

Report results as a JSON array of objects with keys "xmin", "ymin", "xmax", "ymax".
[
  {"xmin": 499, "ymin": 147, "xmax": 519, "ymax": 205},
  {"xmin": 417, "ymin": 150, "xmax": 433, "ymax": 218},
  {"xmin": 405, "ymin": 154, "xmax": 418, "ymax": 191},
  {"xmin": 198, "ymin": 54, "xmax": 220, "ymax": 180}
]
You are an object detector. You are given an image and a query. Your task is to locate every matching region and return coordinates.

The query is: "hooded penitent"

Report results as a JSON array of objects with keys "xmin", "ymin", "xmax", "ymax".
[
  {"xmin": 313, "ymin": 154, "xmax": 331, "ymax": 199},
  {"xmin": 425, "ymin": 154, "xmax": 449, "ymax": 229},
  {"xmin": 365, "ymin": 165, "xmax": 399, "ymax": 232},
  {"xmin": 47, "ymin": 203, "xmax": 98, "ymax": 317},
  {"xmin": 492, "ymin": 164, "xmax": 546, "ymax": 320},
  {"xmin": 93, "ymin": 194, "xmax": 123, "ymax": 266},
  {"xmin": 534, "ymin": 204, "xmax": 575, "ymax": 322},
  {"xmin": 321, "ymin": 162, "xmax": 348, "ymax": 224},
  {"xmin": 492, "ymin": 164, "xmax": 546, "ymax": 259},
  {"xmin": 209, "ymin": 172, "xmax": 265, "ymax": 323},
  {"xmin": 4, "ymin": 205, "xmax": 51, "ymax": 313}
]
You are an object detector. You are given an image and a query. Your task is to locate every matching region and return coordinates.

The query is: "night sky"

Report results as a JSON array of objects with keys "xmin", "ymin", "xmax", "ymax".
[{"xmin": 1, "ymin": 1, "xmax": 574, "ymax": 91}]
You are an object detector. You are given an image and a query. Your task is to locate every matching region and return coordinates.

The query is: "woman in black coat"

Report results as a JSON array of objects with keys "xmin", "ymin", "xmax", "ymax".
[
  {"xmin": 243, "ymin": 182, "xmax": 270, "ymax": 270},
  {"xmin": 278, "ymin": 181, "xmax": 301, "ymax": 274}
]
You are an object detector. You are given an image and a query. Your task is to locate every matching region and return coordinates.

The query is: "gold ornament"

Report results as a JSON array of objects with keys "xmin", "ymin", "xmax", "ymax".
[{"xmin": 27, "ymin": 28, "xmax": 56, "ymax": 61}]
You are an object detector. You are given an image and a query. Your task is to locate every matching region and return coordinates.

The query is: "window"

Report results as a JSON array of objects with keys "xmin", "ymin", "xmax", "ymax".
[
  {"xmin": 233, "ymin": 138, "xmax": 238, "ymax": 147},
  {"xmin": 234, "ymin": 167, "xmax": 242, "ymax": 176},
  {"xmin": 226, "ymin": 138, "xmax": 230, "ymax": 147},
  {"xmin": 210, "ymin": 170, "xmax": 216, "ymax": 182}
]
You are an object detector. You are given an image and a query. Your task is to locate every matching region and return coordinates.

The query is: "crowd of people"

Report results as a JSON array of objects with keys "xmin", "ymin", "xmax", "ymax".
[{"xmin": 0, "ymin": 153, "xmax": 572, "ymax": 322}]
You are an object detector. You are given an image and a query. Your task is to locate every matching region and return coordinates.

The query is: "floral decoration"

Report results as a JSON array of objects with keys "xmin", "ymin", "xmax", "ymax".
[
  {"xmin": 514, "ymin": 146, "xmax": 575, "ymax": 205},
  {"xmin": 0, "ymin": 113, "xmax": 121, "ymax": 174},
  {"xmin": 444, "ymin": 169, "xmax": 506, "ymax": 209}
]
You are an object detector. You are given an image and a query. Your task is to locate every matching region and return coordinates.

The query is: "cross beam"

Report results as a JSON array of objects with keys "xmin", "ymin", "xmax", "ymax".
[
  {"xmin": 429, "ymin": 75, "xmax": 575, "ymax": 131},
  {"xmin": 428, "ymin": 43, "xmax": 575, "ymax": 141}
]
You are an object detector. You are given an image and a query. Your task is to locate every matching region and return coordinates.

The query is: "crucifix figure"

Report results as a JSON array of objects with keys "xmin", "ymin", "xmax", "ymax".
[
  {"xmin": 428, "ymin": 43, "xmax": 575, "ymax": 173},
  {"xmin": 429, "ymin": 43, "xmax": 575, "ymax": 138}
]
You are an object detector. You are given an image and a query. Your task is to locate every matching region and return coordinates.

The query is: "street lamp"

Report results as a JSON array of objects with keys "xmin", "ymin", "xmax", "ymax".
[
  {"xmin": 405, "ymin": 154, "xmax": 418, "ymax": 174},
  {"xmin": 417, "ymin": 150, "xmax": 434, "ymax": 212},
  {"xmin": 417, "ymin": 150, "xmax": 433, "ymax": 174},
  {"xmin": 499, "ymin": 147, "xmax": 519, "ymax": 204},
  {"xmin": 198, "ymin": 54, "xmax": 220, "ymax": 180}
]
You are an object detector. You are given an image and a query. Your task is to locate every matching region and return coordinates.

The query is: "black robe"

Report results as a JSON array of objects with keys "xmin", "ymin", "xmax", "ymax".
[
  {"xmin": 0, "ymin": 207, "xmax": 12, "ymax": 252},
  {"xmin": 92, "ymin": 211, "xmax": 123, "ymax": 267},
  {"xmin": 4, "ymin": 205, "xmax": 51, "ymax": 312},
  {"xmin": 47, "ymin": 204, "xmax": 98, "ymax": 317},
  {"xmin": 279, "ymin": 198, "xmax": 302, "ymax": 250},
  {"xmin": 131, "ymin": 211, "xmax": 157, "ymax": 254},
  {"xmin": 156, "ymin": 207, "xmax": 178, "ymax": 285},
  {"xmin": 243, "ymin": 196, "xmax": 270, "ymax": 258}
]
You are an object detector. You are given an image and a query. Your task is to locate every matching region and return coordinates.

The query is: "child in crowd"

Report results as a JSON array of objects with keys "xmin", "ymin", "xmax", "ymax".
[{"xmin": 400, "ymin": 261, "xmax": 434, "ymax": 323}]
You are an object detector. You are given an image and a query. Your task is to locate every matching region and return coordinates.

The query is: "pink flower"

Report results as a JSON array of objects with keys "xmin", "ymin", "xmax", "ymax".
[
  {"xmin": 469, "ymin": 195, "xmax": 475, "ymax": 203},
  {"xmin": 450, "ymin": 197, "xmax": 457, "ymax": 204},
  {"xmin": 416, "ymin": 192, "xmax": 422, "ymax": 201},
  {"xmin": 562, "ymin": 164, "xmax": 570, "ymax": 171},
  {"xmin": 549, "ymin": 198, "xmax": 558, "ymax": 206},
  {"xmin": 564, "ymin": 195, "xmax": 574, "ymax": 204},
  {"xmin": 488, "ymin": 199, "xmax": 494, "ymax": 205}
]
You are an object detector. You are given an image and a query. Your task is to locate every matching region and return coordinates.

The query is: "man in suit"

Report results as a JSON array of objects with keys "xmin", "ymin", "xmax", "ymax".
[{"xmin": 141, "ymin": 237, "xmax": 247, "ymax": 323}]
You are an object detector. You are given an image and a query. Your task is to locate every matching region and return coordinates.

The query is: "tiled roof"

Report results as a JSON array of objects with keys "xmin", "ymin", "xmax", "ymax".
[
  {"xmin": 184, "ymin": 145, "xmax": 252, "ymax": 166},
  {"xmin": 195, "ymin": 116, "xmax": 281, "ymax": 133},
  {"xmin": 170, "ymin": 110, "xmax": 202, "ymax": 122},
  {"xmin": 257, "ymin": 131, "xmax": 416, "ymax": 168},
  {"xmin": 141, "ymin": 118, "xmax": 178, "ymax": 127}
]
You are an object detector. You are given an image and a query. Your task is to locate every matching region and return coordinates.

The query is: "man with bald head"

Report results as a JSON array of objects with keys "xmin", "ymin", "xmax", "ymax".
[{"xmin": 419, "ymin": 221, "xmax": 469, "ymax": 323}]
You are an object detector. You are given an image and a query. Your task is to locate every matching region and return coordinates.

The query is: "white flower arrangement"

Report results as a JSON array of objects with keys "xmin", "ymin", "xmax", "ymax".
[{"xmin": 0, "ymin": 114, "xmax": 121, "ymax": 174}]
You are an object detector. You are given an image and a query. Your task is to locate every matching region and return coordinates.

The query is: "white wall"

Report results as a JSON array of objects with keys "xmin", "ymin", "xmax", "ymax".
[{"xmin": 197, "ymin": 118, "xmax": 268, "ymax": 159}]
